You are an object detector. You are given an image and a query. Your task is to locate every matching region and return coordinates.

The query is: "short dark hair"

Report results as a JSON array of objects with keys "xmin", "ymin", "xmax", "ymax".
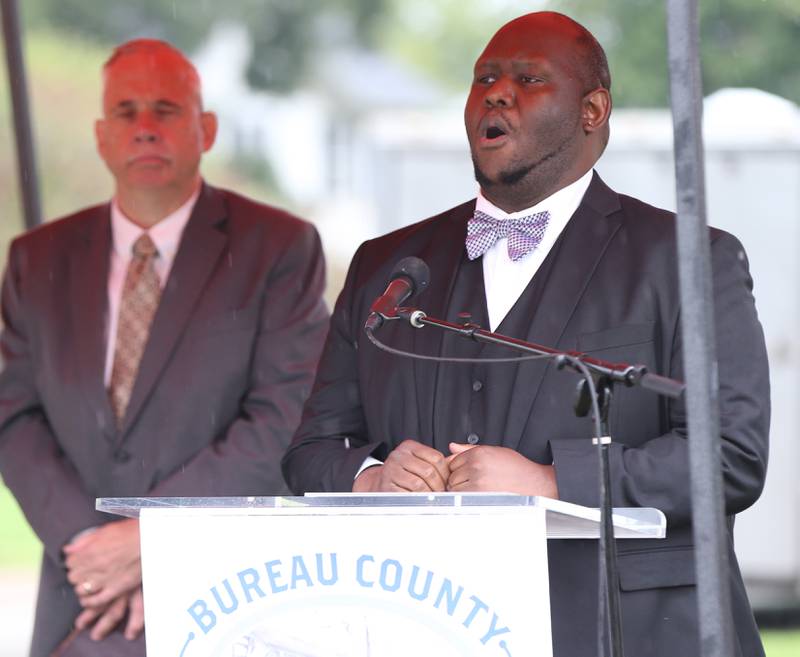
[{"xmin": 574, "ymin": 28, "xmax": 611, "ymax": 93}]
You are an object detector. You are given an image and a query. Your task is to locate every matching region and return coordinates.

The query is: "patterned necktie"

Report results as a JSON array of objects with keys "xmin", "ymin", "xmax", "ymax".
[
  {"xmin": 109, "ymin": 233, "xmax": 161, "ymax": 424},
  {"xmin": 465, "ymin": 209, "xmax": 550, "ymax": 261}
]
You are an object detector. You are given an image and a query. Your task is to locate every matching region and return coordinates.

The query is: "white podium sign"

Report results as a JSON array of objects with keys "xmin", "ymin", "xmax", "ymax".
[
  {"xmin": 99, "ymin": 493, "xmax": 665, "ymax": 657},
  {"xmin": 140, "ymin": 506, "xmax": 550, "ymax": 657}
]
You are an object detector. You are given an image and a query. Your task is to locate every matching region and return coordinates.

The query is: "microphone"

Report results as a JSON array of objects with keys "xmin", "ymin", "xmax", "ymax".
[{"xmin": 364, "ymin": 257, "xmax": 430, "ymax": 332}]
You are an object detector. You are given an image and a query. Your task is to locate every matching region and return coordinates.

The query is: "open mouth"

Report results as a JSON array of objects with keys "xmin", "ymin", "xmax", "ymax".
[{"xmin": 485, "ymin": 125, "xmax": 507, "ymax": 140}]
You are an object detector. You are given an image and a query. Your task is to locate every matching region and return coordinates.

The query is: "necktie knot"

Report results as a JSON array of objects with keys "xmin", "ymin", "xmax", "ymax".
[
  {"xmin": 466, "ymin": 210, "xmax": 550, "ymax": 261},
  {"xmin": 133, "ymin": 233, "xmax": 158, "ymax": 259}
]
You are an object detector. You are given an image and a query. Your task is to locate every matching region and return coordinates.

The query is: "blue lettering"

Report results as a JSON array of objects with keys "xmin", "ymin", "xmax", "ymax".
[
  {"xmin": 480, "ymin": 613, "xmax": 510, "ymax": 645},
  {"xmin": 316, "ymin": 553, "xmax": 338, "ymax": 586},
  {"xmin": 407, "ymin": 565, "xmax": 433, "ymax": 601},
  {"xmin": 290, "ymin": 555, "xmax": 314, "ymax": 589},
  {"xmin": 434, "ymin": 578, "xmax": 463, "ymax": 616},
  {"xmin": 356, "ymin": 554, "xmax": 375, "ymax": 588},
  {"xmin": 237, "ymin": 568, "xmax": 266, "ymax": 603},
  {"xmin": 380, "ymin": 559, "xmax": 402, "ymax": 592},
  {"xmin": 463, "ymin": 595, "xmax": 488, "ymax": 628},
  {"xmin": 265, "ymin": 559, "xmax": 288, "ymax": 593},
  {"xmin": 210, "ymin": 579, "xmax": 239, "ymax": 615},
  {"xmin": 187, "ymin": 599, "xmax": 216, "ymax": 635}
]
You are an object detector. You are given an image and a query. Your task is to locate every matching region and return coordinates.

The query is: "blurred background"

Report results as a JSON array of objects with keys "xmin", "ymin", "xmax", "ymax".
[{"xmin": 1, "ymin": 0, "xmax": 799, "ymax": 654}]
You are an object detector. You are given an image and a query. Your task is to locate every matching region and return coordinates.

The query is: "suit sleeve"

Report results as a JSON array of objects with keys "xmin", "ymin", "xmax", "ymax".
[
  {"xmin": 551, "ymin": 232, "xmax": 770, "ymax": 527},
  {"xmin": 148, "ymin": 221, "xmax": 330, "ymax": 497},
  {"xmin": 0, "ymin": 240, "xmax": 109, "ymax": 563},
  {"xmin": 282, "ymin": 244, "xmax": 383, "ymax": 494}
]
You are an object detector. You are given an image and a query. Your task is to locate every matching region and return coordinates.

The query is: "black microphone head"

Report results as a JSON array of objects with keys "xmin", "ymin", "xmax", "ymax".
[
  {"xmin": 365, "ymin": 257, "xmax": 431, "ymax": 333},
  {"xmin": 390, "ymin": 256, "xmax": 430, "ymax": 297}
]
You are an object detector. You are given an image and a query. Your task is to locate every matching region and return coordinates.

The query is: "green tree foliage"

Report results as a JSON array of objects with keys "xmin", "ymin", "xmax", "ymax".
[
  {"xmin": 374, "ymin": 0, "xmax": 522, "ymax": 93},
  {"xmin": 560, "ymin": 0, "xmax": 800, "ymax": 106},
  {"xmin": 370, "ymin": 0, "xmax": 799, "ymax": 107},
  {"xmin": 20, "ymin": 0, "xmax": 389, "ymax": 93},
  {"xmin": 700, "ymin": 0, "xmax": 800, "ymax": 104},
  {"xmin": 16, "ymin": 0, "xmax": 799, "ymax": 104}
]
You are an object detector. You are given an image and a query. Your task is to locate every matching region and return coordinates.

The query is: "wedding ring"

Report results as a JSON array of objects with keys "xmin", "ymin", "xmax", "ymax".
[{"xmin": 81, "ymin": 580, "xmax": 95, "ymax": 594}]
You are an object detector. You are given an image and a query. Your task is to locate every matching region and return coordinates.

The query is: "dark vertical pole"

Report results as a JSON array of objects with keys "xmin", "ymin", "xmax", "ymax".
[
  {"xmin": 665, "ymin": 2, "xmax": 735, "ymax": 656},
  {"xmin": 597, "ymin": 382, "xmax": 624, "ymax": 657},
  {"xmin": 2, "ymin": 0, "xmax": 42, "ymax": 229}
]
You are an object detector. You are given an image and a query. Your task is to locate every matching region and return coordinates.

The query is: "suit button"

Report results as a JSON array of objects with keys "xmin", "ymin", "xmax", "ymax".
[
  {"xmin": 113, "ymin": 449, "xmax": 131, "ymax": 463},
  {"xmin": 472, "ymin": 380, "xmax": 483, "ymax": 392},
  {"xmin": 466, "ymin": 433, "xmax": 480, "ymax": 445}
]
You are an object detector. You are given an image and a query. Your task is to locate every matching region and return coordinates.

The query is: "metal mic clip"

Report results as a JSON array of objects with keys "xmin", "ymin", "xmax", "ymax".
[{"xmin": 397, "ymin": 307, "xmax": 427, "ymax": 328}]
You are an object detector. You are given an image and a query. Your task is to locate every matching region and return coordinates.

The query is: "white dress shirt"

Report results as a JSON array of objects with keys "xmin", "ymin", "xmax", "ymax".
[
  {"xmin": 104, "ymin": 189, "xmax": 200, "ymax": 385},
  {"xmin": 476, "ymin": 168, "xmax": 594, "ymax": 331}
]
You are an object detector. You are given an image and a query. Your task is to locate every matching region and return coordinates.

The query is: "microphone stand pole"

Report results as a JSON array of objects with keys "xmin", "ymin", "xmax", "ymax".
[{"xmin": 386, "ymin": 308, "xmax": 684, "ymax": 657}]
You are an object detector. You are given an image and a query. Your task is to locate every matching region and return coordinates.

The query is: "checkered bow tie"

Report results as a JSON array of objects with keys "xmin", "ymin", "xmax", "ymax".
[{"xmin": 465, "ymin": 209, "xmax": 551, "ymax": 261}]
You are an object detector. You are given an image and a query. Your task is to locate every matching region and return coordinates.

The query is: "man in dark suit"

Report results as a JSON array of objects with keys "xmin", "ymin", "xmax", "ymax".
[
  {"xmin": 282, "ymin": 12, "xmax": 769, "ymax": 657},
  {"xmin": 0, "ymin": 39, "xmax": 328, "ymax": 656}
]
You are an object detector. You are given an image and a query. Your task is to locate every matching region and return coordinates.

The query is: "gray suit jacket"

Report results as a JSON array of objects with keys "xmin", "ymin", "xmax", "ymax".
[
  {"xmin": 0, "ymin": 183, "xmax": 329, "ymax": 656},
  {"xmin": 282, "ymin": 174, "xmax": 769, "ymax": 657}
]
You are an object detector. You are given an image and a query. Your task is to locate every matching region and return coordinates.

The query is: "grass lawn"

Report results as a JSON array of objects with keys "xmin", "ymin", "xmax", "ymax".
[
  {"xmin": 0, "ymin": 483, "xmax": 41, "ymax": 568},
  {"xmin": 762, "ymin": 629, "xmax": 800, "ymax": 656}
]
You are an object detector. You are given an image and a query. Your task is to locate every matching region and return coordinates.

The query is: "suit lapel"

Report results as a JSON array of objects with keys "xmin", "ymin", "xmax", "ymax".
[
  {"xmin": 70, "ymin": 206, "xmax": 117, "ymax": 432},
  {"xmin": 121, "ymin": 185, "xmax": 228, "ymax": 435},
  {"xmin": 412, "ymin": 201, "xmax": 475, "ymax": 445},
  {"xmin": 503, "ymin": 174, "xmax": 623, "ymax": 451}
]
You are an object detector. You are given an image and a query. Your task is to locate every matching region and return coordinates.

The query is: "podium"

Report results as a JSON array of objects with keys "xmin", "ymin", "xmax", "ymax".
[{"xmin": 98, "ymin": 494, "xmax": 665, "ymax": 657}]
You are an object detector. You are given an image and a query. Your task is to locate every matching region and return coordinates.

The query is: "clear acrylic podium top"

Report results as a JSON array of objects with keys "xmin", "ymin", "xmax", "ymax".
[{"xmin": 97, "ymin": 493, "xmax": 665, "ymax": 540}]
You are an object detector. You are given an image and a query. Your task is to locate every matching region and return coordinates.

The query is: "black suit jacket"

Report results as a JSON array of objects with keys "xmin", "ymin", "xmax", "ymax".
[
  {"xmin": 0, "ymin": 184, "xmax": 329, "ymax": 657},
  {"xmin": 282, "ymin": 174, "xmax": 769, "ymax": 657}
]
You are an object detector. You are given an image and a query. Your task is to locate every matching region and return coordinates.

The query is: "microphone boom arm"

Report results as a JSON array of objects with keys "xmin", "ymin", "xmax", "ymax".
[{"xmin": 395, "ymin": 306, "xmax": 684, "ymax": 398}]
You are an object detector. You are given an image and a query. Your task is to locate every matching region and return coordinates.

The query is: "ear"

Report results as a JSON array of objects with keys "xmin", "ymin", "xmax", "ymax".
[
  {"xmin": 94, "ymin": 118, "xmax": 108, "ymax": 160},
  {"xmin": 200, "ymin": 111, "xmax": 218, "ymax": 152},
  {"xmin": 581, "ymin": 87, "xmax": 611, "ymax": 134}
]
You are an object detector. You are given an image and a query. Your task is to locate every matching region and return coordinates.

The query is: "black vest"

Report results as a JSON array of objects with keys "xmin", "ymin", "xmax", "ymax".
[{"xmin": 431, "ymin": 234, "xmax": 567, "ymax": 461}]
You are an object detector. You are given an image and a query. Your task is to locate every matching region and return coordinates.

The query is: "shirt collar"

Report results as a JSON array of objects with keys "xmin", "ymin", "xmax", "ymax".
[
  {"xmin": 475, "ymin": 168, "xmax": 594, "ymax": 224},
  {"xmin": 110, "ymin": 187, "xmax": 201, "ymax": 260}
]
